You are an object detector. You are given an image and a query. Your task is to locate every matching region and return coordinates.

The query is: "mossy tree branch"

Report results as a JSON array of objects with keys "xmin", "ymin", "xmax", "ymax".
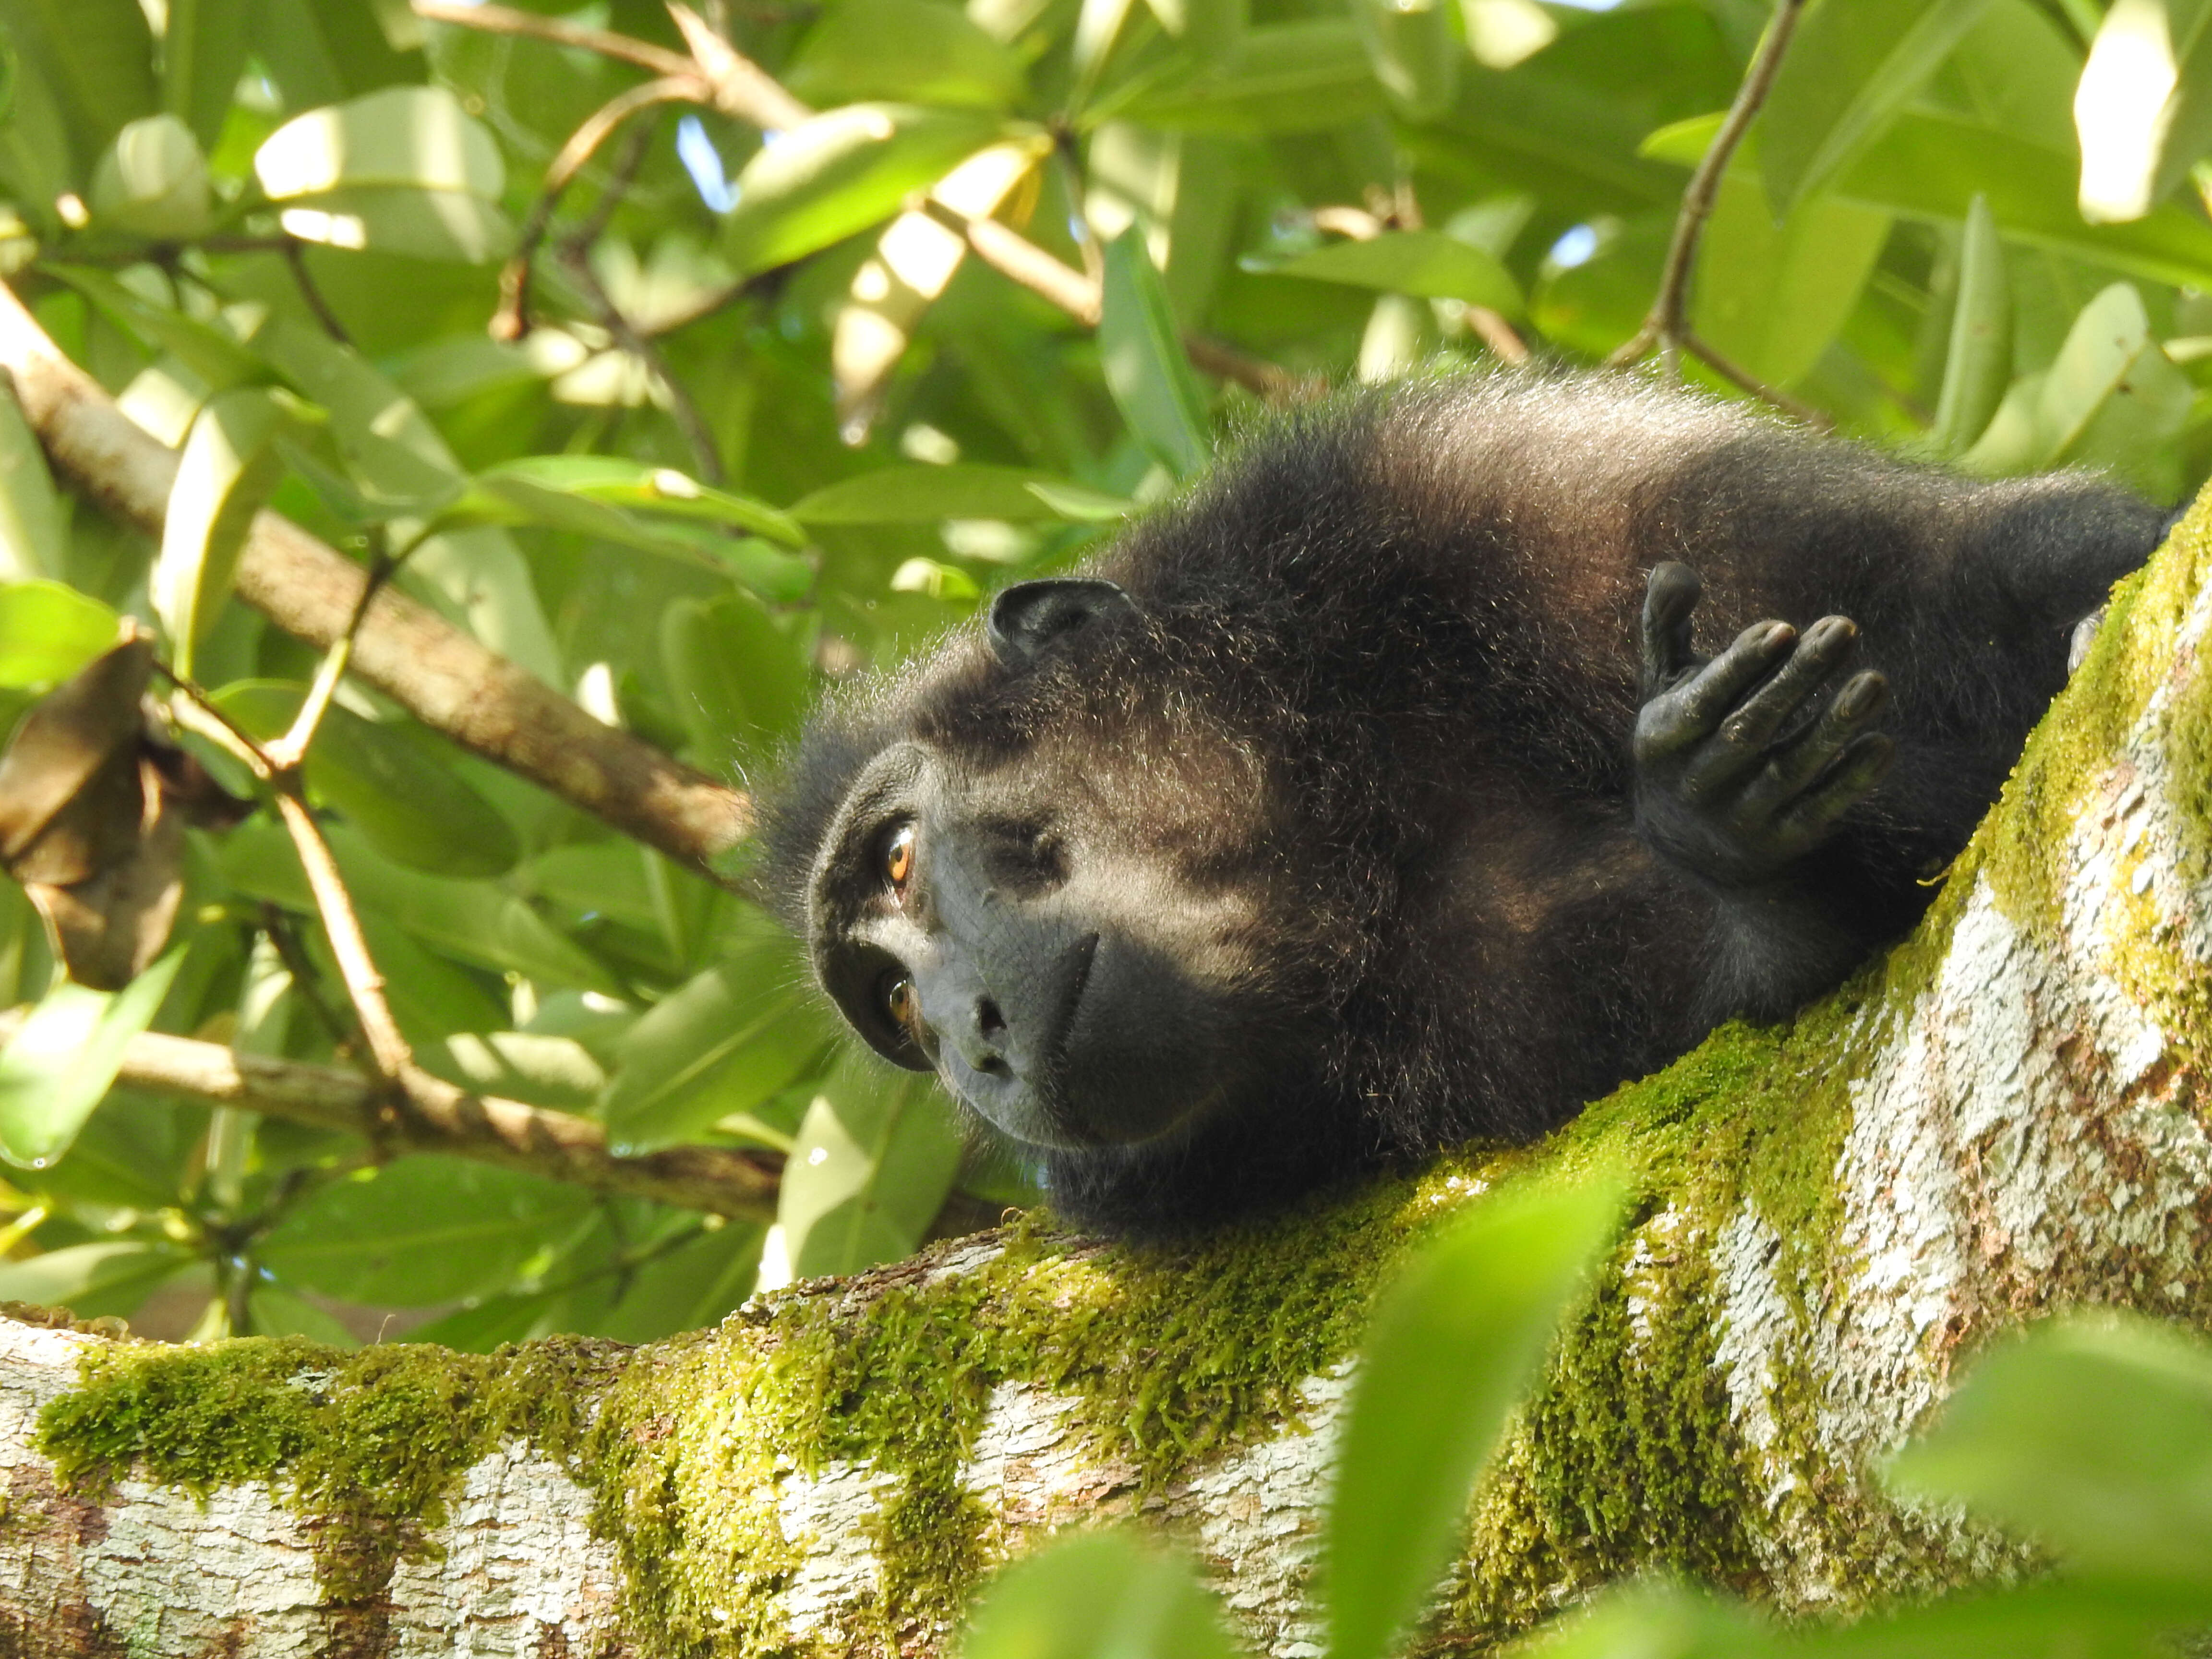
[{"xmin": 2, "ymin": 495, "xmax": 2210, "ymax": 1652}]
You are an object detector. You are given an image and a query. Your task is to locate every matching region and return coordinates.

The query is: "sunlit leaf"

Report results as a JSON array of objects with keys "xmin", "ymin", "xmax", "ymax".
[
  {"xmin": 1930, "ymin": 193, "xmax": 2012, "ymax": 456},
  {"xmin": 722, "ymin": 104, "xmax": 1008, "ymax": 276},
  {"xmin": 2075, "ymin": 0, "xmax": 2212, "ymax": 225},
  {"xmin": 1274, "ymin": 230, "xmax": 1523, "ymax": 313},
  {"xmin": 151, "ymin": 385, "xmax": 289, "ymax": 678},
  {"xmin": 1100, "ymin": 229, "xmax": 1209, "ymax": 479},
  {"xmin": 0, "ymin": 950, "xmax": 184, "ymax": 1169},
  {"xmin": 0, "ymin": 583, "xmax": 119, "ymax": 687},
  {"xmin": 88, "ymin": 114, "xmax": 212, "ymax": 240},
  {"xmin": 483, "ymin": 455, "xmax": 806, "ymax": 547},
  {"xmin": 255, "ymin": 86, "xmax": 509, "ymax": 262},
  {"xmin": 43, "ymin": 265, "xmax": 274, "ymax": 394},
  {"xmin": 0, "ymin": 1241, "xmax": 194, "ymax": 1321},
  {"xmin": 1760, "ymin": 0, "xmax": 1994, "ymax": 216},
  {"xmin": 0, "ymin": 393, "xmax": 65, "ymax": 581},
  {"xmin": 1325, "ymin": 1166, "xmax": 1627, "ymax": 1659},
  {"xmin": 790, "ymin": 463, "xmax": 1124, "ymax": 523},
  {"xmin": 786, "ymin": 0, "xmax": 1027, "ymax": 110},
  {"xmin": 780, "ymin": 1052, "xmax": 962, "ymax": 1278}
]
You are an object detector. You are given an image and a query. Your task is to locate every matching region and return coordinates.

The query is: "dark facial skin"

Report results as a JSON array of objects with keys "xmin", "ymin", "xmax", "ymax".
[{"xmin": 802, "ymin": 594, "xmax": 1297, "ymax": 1154}]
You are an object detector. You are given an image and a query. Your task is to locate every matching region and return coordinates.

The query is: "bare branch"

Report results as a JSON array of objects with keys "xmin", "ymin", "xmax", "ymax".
[
  {"xmin": 280, "ymin": 241, "xmax": 351, "ymax": 346},
  {"xmin": 0, "ymin": 1010, "xmax": 783, "ymax": 1218},
  {"xmin": 666, "ymin": 1, "xmax": 814, "ymax": 129},
  {"xmin": 410, "ymin": 0, "xmax": 699, "ymax": 79},
  {"xmin": 1607, "ymin": 0, "xmax": 1811, "ymax": 374},
  {"xmin": 0, "ymin": 279, "xmax": 753, "ymax": 875},
  {"xmin": 1683, "ymin": 332, "xmax": 1833, "ymax": 430}
]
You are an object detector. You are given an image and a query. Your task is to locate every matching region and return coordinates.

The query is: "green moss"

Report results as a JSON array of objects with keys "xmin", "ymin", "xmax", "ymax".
[{"xmin": 35, "ymin": 1334, "xmax": 614, "ymax": 1602}]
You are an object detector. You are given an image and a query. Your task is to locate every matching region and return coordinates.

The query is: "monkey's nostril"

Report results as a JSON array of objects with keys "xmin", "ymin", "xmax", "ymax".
[{"xmin": 977, "ymin": 997, "xmax": 1007, "ymax": 1041}]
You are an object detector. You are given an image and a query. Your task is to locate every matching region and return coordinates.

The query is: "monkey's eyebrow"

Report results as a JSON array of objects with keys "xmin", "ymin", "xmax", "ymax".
[{"xmin": 808, "ymin": 742, "xmax": 931, "ymax": 907}]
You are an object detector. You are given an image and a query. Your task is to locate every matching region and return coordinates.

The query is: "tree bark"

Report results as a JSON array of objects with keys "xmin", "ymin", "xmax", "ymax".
[{"xmin": 3, "ymin": 503, "xmax": 2210, "ymax": 1655}]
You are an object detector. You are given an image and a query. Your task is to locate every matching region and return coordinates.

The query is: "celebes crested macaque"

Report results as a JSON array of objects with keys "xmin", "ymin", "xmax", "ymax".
[{"xmin": 762, "ymin": 373, "xmax": 2171, "ymax": 1236}]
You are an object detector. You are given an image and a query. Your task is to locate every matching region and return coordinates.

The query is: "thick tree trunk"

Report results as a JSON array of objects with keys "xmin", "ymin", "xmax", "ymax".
[{"xmin": 5, "ymin": 503, "xmax": 2212, "ymax": 1657}]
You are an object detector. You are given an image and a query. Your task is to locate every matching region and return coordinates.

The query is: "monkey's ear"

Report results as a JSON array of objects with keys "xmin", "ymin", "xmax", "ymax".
[{"xmin": 985, "ymin": 578, "xmax": 1138, "ymax": 669}]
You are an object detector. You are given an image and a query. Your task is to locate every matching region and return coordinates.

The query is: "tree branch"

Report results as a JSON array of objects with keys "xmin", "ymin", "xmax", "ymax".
[
  {"xmin": 410, "ymin": 0, "xmax": 700, "ymax": 80},
  {"xmin": 1607, "ymin": 0, "xmax": 1810, "ymax": 378},
  {"xmin": 0, "ymin": 279, "xmax": 753, "ymax": 876},
  {"xmin": 0, "ymin": 1010, "xmax": 783, "ymax": 1218}
]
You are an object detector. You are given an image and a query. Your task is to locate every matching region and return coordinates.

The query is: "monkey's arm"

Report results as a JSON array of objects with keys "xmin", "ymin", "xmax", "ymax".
[{"xmin": 1629, "ymin": 562, "xmax": 1897, "ymax": 1017}]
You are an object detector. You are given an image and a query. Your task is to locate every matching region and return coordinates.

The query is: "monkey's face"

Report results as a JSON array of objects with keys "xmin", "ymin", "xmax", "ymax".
[{"xmin": 794, "ymin": 581, "xmax": 1322, "ymax": 1155}]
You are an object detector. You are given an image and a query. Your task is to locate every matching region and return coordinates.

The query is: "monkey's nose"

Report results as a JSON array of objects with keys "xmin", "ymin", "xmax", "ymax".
[{"xmin": 952, "ymin": 996, "xmax": 1010, "ymax": 1075}]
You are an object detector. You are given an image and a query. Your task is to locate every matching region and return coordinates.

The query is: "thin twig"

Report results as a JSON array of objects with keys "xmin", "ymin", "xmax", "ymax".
[
  {"xmin": 1607, "ymin": 0, "xmax": 1811, "ymax": 375},
  {"xmin": 411, "ymin": 0, "xmax": 699, "ymax": 78},
  {"xmin": 0, "ymin": 1009, "xmax": 785, "ymax": 1218},
  {"xmin": 267, "ymin": 539, "xmax": 399, "ymax": 770},
  {"xmin": 280, "ymin": 242, "xmax": 351, "ymax": 346},
  {"xmin": 665, "ymin": 1, "xmax": 814, "ymax": 129},
  {"xmin": 494, "ymin": 76, "xmax": 706, "ymax": 342},
  {"xmin": 269, "ymin": 792, "xmax": 414, "ymax": 1081},
  {"xmin": 575, "ymin": 114, "xmax": 663, "ymax": 248},
  {"xmin": 258, "ymin": 903, "xmax": 366, "ymax": 1063},
  {"xmin": 1683, "ymin": 334, "xmax": 1832, "ymax": 429},
  {"xmin": 559, "ymin": 242, "xmax": 728, "ymax": 483}
]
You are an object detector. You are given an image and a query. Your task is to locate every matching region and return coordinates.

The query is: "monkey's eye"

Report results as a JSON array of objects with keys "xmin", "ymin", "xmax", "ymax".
[
  {"xmin": 880, "ymin": 972, "xmax": 920, "ymax": 1038},
  {"xmin": 883, "ymin": 822, "xmax": 916, "ymax": 898}
]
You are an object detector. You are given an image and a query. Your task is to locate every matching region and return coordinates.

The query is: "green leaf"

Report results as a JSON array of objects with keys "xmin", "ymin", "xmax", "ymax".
[
  {"xmin": 1886, "ymin": 1310, "xmax": 2212, "ymax": 1587},
  {"xmin": 0, "ymin": 951, "xmax": 186, "ymax": 1168},
  {"xmin": 254, "ymin": 86, "xmax": 510, "ymax": 262},
  {"xmin": 0, "ymin": 1241, "xmax": 194, "ymax": 1320},
  {"xmin": 2076, "ymin": 0, "xmax": 2212, "ymax": 225},
  {"xmin": 721, "ymin": 104, "xmax": 1006, "ymax": 276},
  {"xmin": 212, "ymin": 681, "xmax": 520, "ymax": 878},
  {"xmin": 1144, "ymin": 0, "xmax": 1246, "ymax": 58},
  {"xmin": 483, "ymin": 456, "xmax": 807, "ymax": 547},
  {"xmin": 1273, "ymin": 230, "xmax": 1523, "ymax": 313},
  {"xmin": 253, "ymin": 0, "xmax": 424, "ymax": 107},
  {"xmin": 960, "ymin": 1532, "xmax": 1242, "ymax": 1659},
  {"xmin": 1324, "ymin": 1166, "xmax": 1627, "ymax": 1659},
  {"xmin": 1104, "ymin": 20, "xmax": 1385, "ymax": 132},
  {"xmin": 0, "ymin": 582, "xmax": 120, "ymax": 687},
  {"xmin": 599, "ymin": 942, "xmax": 837, "ymax": 1152},
  {"xmin": 1962, "ymin": 282, "xmax": 2190, "ymax": 488},
  {"xmin": 0, "ymin": 391, "xmax": 65, "ymax": 582},
  {"xmin": 1759, "ymin": 0, "xmax": 1995, "ymax": 217},
  {"xmin": 43, "ymin": 265, "xmax": 274, "ymax": 394},
  {"xmin": 151, "ymin": 385, "xmax": 289, "ymax": 678},
  {"xmin": 259, "ymin": 1156, "xmax": 595, "ymax": 1305},
  {"xmin": 1930, "ymin": 194, "xmax": 2012, "ymax": 455},
  {"xmin": 162, "ymin": 0, "xmax": 252, "ymax": 150},
  {"xmin": 8, "ymin": 0, "xmax": 155, "ymax": 168},
  {"xmin": 1349, "ymin": 0, "xmax": 1458, "ymax": 122},
  {"xmin": 786, "ymin": 0, "xmax": 1027, "ymax": 110},
  {"xmin": 789, "ymin": 463, "xmax": 1125, "ymax": 523},
  {"xmin": 1835, "ymin": 112, "xmax": 2212, "ymax": 289},
  {"xmin": 1100, "ymin": 228, "xmax": 1209, "ymax": 479},
  {"xmin": 780, "ymin": 1052, "xmax": 962, "ymax": 1278},
  {"xmin": 88, "ymin": 114, "xmax": 212, "ymax": 239},
  {"xmin": 1695, "ymin": 177, "xmax": 1891, "ymax": 390},
  {"xmin": 660, "ymin": 592, "xmax": 814, "ymax": 761},
  {"xmin": 255, "ymin": 84, "xmax": 502, "ymax": 199},
  {"xmin": 216, "ymin": 818, "xmax": 621, "ymax": 995}
]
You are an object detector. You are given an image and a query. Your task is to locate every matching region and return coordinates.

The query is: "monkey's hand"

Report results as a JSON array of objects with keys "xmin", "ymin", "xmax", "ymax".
[{"xmin": 1632, "ymin": 562, "xmax": 1896, "ymax": 888}]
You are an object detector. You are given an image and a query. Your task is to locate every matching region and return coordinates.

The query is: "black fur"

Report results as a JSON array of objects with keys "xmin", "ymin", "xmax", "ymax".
[{"xmin": 761, "ymin": 372, "xmax": 2169, "ymax": 1236}]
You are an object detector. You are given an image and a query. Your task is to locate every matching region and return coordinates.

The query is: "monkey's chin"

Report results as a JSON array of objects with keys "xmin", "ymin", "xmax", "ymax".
[{"xmin": 953, "ymin": 1075, "xmax": 1231, "ymax": 1155}]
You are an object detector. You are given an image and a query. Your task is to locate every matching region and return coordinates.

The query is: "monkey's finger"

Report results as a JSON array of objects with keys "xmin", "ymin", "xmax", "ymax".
[
  {"xmin": 1639, "ymin": 563, "xmax": 1703, "ymax": 697},
  {"xmin": 1682, "ymin": 615, "xmax": 1858, "ymax": 790},
  {"xmin": 1736, "ymin": 670, "xmax": 1889, "ymax": 817},
  {"xmin": 1770, "ymin": 733, "xmax": 1895, "ymax": 850},
  {"xmin": 1641, "ymin": 620, "xmax": 1796, "ymax": 763}
]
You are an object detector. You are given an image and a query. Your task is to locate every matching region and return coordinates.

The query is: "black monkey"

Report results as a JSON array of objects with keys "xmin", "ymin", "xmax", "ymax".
[{"xmin": 761, "ymin": 373, "xmax": 2171, "ymax": 1236}]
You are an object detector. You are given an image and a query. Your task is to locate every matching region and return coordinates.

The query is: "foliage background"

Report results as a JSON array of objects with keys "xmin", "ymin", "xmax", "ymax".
[{"xmin": 0, "ymin": 0, "xmax": 2206, "ymax": 1351}]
